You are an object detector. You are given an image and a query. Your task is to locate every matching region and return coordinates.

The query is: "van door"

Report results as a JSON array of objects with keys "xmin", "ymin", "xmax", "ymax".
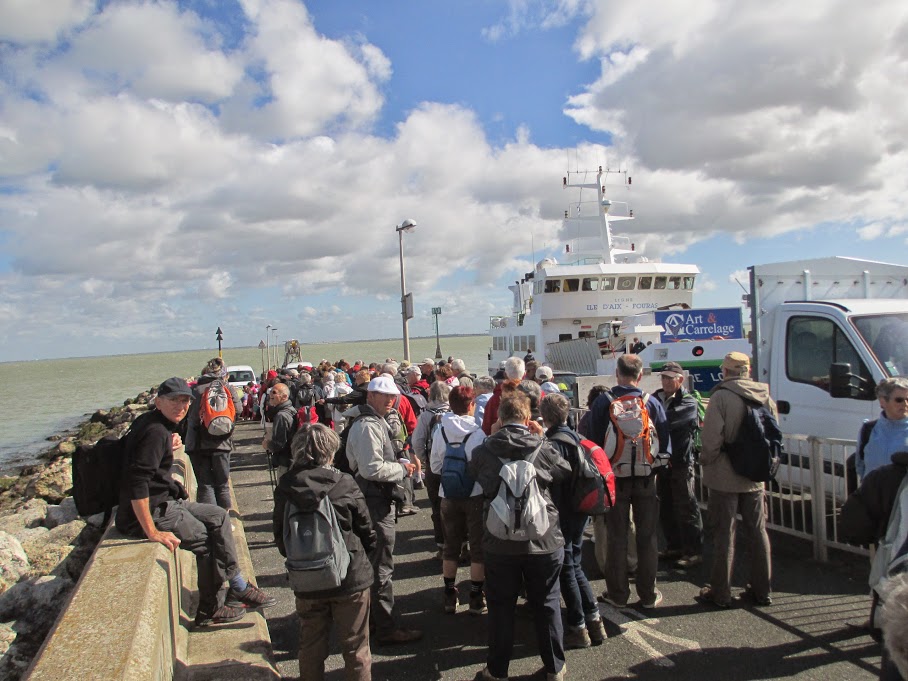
[{"xmin": 771, "ymin": 312, "xmax": 878, "ymax": 439}]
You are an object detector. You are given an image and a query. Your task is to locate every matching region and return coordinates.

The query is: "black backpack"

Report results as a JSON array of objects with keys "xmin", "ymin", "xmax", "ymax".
[
  {"xmin": 336, "ymin": 412, "xmax": 373, "ymax": 475},
  {"xmin": 724, "ymin": 396, "xmax": 784, "ymax": 482},
  {"xmin": 72, "ymin": 433, "xmax": 129, "ymax": 518},
  {"xmin": 295, "ymin": 383, "xmax": 316, "ymax": 410}
]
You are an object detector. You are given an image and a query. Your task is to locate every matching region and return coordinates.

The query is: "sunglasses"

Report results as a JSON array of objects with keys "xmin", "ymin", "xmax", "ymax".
[{"xmin": 887, "ymin": 396, "xmax": 908, "ymax": 404}]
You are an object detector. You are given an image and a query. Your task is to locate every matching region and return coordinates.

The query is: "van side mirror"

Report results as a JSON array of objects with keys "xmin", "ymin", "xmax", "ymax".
[{"xmin": 829, "ymin": 362, "xmax": 873, "ymax": 400}]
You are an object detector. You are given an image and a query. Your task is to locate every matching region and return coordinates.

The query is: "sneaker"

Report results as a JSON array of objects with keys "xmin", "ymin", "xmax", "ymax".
[
  {"xmin": 641, "ymin": 589, "xmax": 663, "ymax": 609},
  {"xmin": 225, "ymin": 584, "xmax": 277, "ymax": 609},
  {"xmin": 563, "ymin": 625, "xmax": 591, "ymax": 649},
  {"xmin": 474, "ymin": 667, "xmax": 507, "ymax": 681},
  {"xmin": 375, "ymin": 627, "xmax": 423, "ymax": 645},
  {"xmin": 444, "ymin": 587, "xmax": 459, "ymax": 614},
  {"xmin": 194, "ymin": 604, "xmax": 246, "ymax": 627},
  {"xmin": 597, "ymin": 592, "xmax": 628, "ymax": 608},
  {"xmin": 469, "ymin": 591, "xmax": 488, "ymax": 615},
  {"xmin": 586, "ymin": 617, "xmax": 606, "ymax": 645},
  {"xmin": 545, "ymin": 662, "xmax": 567, "ymax": 681},
  {"xmin": 675, "ymin": 554, "xmax": 703, "ymax": 569}
]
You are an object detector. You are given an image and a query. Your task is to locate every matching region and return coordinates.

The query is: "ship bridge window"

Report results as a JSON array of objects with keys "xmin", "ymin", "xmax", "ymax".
[
  {"xmin": 667, "ymin": 276, "xmax": 681, "ymax": 290},
  {"xmin": 617, "ymin": 276, "xmax": 636, "ymax": 291},
  {"xmin": 564, "ymin": 278, "xmax": 580, "ymax": 292},
  {"xmin": 578, "ymin": 330, "xmax": 594, "ymax": 339},
  {"xmin": 602, "ymin": 277, "xmax": 616, "ymax": 291},
  {"xmin": 654, "ymin": 276, "xmax": 667, "ymax": 290},
  {"xmin": 544, "ymin": 279, "xmax": 561, "ymax": 293},
  {"xmin": 683, "ymin": 276, "xmax": 695, "ymax": 290},
  {"xmin": 582, "ymin": 277, "xmax": 599, "ymax": 292},
  {"xmin": 559, "ymin": 333, "xmax": 573, "ymax": 341},
  {"xmin": 639, "ymin": 277, "xmax": 652, "ymax": 290}
]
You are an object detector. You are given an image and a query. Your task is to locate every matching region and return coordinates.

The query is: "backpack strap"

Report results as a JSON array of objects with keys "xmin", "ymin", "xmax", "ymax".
[{"xmin": 857, "ymin": 420, "xmax": 877, "ymax": 465}]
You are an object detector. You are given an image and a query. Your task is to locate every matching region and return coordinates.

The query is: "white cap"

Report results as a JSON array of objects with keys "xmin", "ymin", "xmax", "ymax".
[
  {"xmin": 367, "ymin": 376, "xmax": 400, "ymax": 395},
  {"xmin": 535, "ymin": 366, "xmax": 554, "ymax": 381}
]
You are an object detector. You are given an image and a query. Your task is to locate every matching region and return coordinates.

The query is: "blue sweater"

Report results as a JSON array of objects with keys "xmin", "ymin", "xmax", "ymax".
[{"xmin": 859, "ymin": 412, "xmax": 908, "ymax": 478}]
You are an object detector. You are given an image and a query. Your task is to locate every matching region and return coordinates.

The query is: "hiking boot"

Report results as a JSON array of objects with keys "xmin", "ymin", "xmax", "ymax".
[
  {"xmin": 444, "ymin": 587, "xmax": 459, "ymax": 614},
  {"xmin": 641, "ymin": 589, "xmax": 663, "ymax": 609},
  {"xmin": 586, "ymin": 617, "xmax": 606, "ymax": 644},
  {"xmin": 469, "ymin": 591, "xmax": 487, "ymax": 615},
  {"xmin": 225, "ymin": 584, "xmax": 277, "ymax": 609},
  {"xmin": 474, "ymin": 667, "xmax": 507, "ymax": 681},
  {"xmin": 675, "ymin": 554, "xmax": 703, "ymax": 569},
  {"xmin": 563, "ymin": 625, "xmax": 591, "ymax": 649},
  {"xmin": 597, "ymin": 592, "xmax": 627, "ymax": 608},
  {"xmin": 194, "ymin": 604, "xmax": 245, "ymax": 627},
  {"xmin": 375, "ymin": 627, "xmax": 423, "ymax": 645}
]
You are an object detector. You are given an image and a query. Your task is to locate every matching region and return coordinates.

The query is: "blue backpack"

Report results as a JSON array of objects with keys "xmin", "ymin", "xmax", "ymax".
[{"xmin": 439, "ymin": 428, "xmax": 477, "ymax": 499}]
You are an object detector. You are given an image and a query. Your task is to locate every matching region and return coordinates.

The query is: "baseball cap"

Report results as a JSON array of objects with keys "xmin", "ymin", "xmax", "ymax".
[
  {"xmin": 419, "ymin": 358, "xmax": 435, "ymax": 367},
  {"xmin": 535, "ymin": 366, "xmax": 554, "ymax": 381},
  {"xmin": 722, "ymin": 352, "xmax": 751, "ymax": 372},
  {"xmin": 368, "ymin": 376, "xmax": 401, "ymax": 395},
  {"xmin": 158, "ymin": 376, "xmax": 192, "ymax": 399},
  {"xmin": 660, "ymin": 361, "xmax": 685, "ymax": 378}
]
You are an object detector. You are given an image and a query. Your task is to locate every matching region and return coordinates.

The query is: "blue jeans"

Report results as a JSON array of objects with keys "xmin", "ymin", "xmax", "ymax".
[
  {"xmin": 484, "ymin": 548, "xmax": 565, "ymax": 678},
  {"xmin": 189, "ymin": 450, "xmax": 232, "ymax": 510},
  {"xmin": 559, "ymin": 514, "xmax": 598, "ymax": 628}
]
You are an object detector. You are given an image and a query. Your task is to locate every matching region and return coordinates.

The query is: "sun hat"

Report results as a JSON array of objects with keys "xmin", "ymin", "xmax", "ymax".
[
  {"xmin": 722, "ymin": 352, "xmax": 750, "ymax": 372},
  {"xmin": 367, "ymin": 375, "xmax": 401, "ymax": 395}
]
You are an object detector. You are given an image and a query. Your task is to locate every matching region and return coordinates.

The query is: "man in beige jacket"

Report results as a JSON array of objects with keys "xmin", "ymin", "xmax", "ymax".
[{"xmin": 699, "ymin": 352, "xmax": 776, "ymax": 608}]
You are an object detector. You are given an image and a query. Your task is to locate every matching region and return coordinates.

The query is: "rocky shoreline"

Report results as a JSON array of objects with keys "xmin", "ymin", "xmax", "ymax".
[{"xmin": 0, "ymin": 388, "xmax": 157, "ymax": 680}]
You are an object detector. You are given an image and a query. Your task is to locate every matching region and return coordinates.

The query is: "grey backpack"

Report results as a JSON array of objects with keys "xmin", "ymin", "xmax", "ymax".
[
  {"xmin": 869, "ymin": 472, "xmax": 908, "ymax": 628},
  {"xmin": 284, "ymin": 493, "xmax": 351, "ymax": 593},
  {"xmin": 486, "ymin": 445, "xmax": 550, "ymax": 542}
]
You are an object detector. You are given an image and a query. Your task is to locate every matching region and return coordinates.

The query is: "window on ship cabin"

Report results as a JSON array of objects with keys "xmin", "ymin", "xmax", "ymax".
[
  {"xmin": 544, "ymin": 279, "xmax": 561, "ymax": 293},
  {"xmin": 638, "ymin": 277, "xmax": 652, "ymax": 290},
  {"xmin": 579, "ymin": 331, "xmax": 594, "ymax": 339},
  {"xmin": 559, "ymin": 333, "xmax": 573, "ymax": 341},
  {"xmin": 617, "ymin": 276, "xmax": 636, "ymax": 290},
  {"xmin": 564, "ymin": 278, "xmax": 580, "ymax": 292},
  {"xmin": 683, "ymin": 276, "xmax": 695, "ymax": 290},
  {"xmin": 602, "ymin": 277, "xmax": 616, "ymax": 291},
  {"xmin": 668, "ymin": 276, "xmax": 681, "ymax": 290},
  {"xmin": 654, "ymin": 277, "xmax": 667, "ymax": 290},
  {"xmin": 582, "ymin": 278, "xmax": 599, "ymax": 292}
]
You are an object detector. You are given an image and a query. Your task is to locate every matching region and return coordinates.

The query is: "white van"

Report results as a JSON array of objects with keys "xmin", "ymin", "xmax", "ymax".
[{"xmin": 225, "ymin": 365, "xmax": 257, "ymax": 390}]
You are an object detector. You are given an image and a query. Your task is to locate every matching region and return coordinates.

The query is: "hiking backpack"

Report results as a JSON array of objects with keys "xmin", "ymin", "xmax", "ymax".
[
  {"xmin": 550, "ymin": 431, "xmax": 616, "ymax": 515},
  {"xmin": 485, "ymin": 445, "xmax": 550, "ymax": 541},
  {"xmin": 869, "ymin": 472, "xmax": 908, "ymax": 628},
  {"xmin": 723, "ymin": 396, "xmax": 783, "ymax": 482},
  {"xmin": 199, "ymin": 379, "xmax": 236, "ymax": 436},
  {"xmin": 283, "ymin": 493, "xmax": 351, "ymax": 593},
  {"xmin": 424, "ymin": 407, "xmax": 448, "ymax": 460},
  {"xmin": 439, "ymin": 429, "xmax": 478, "ymax": 499},
  {"xmin": 690, "ymin": 388, "xmax": 706, "ymax": 456},
  {"xmin": 604, "ymin": 392, "xmax": 663, "ymax": 477},
  {"xmin": 71, "ymin": 433, "xmax": 129, "ymax": 518}
]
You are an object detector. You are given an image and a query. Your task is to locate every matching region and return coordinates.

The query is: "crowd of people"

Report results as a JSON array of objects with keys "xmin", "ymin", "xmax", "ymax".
[{"xmin": 116, "ymin": 352, "xmax": 908, "ymax": 681}]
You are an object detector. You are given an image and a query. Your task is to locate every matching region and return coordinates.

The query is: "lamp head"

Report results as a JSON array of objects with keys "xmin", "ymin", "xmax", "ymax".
[{"xmin": 397, "ymin": 218, "xmax": 417, "ymax": 232}]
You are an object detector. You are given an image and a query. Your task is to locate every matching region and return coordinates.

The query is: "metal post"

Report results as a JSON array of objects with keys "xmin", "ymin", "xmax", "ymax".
[
  {"xmin": 808, "ymin": 436, "xmax": 829, "ymax": 562},
  {"xmin": 216, "ymin": 327, "xmax": 223, "ymax": 358},
  {"xmin": 272, "ymin": 329, "xmax": 278, "ymax": 368},
  {"xmin": 432, "ymin": 307, "xmax": 442, "ymax": 359},
  {"xmin": 396, "ymin": 219, "xmax": 416, "ymax": 362},
  {"xmin": 266, "ymin": 325, "xmax": 271, "ymax": 370}
]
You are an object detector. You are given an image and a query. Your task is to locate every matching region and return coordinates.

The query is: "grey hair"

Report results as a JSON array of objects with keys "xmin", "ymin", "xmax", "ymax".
[
  {"xmin": 616, "ymin": 354, "xmax": 643, "ymax": 380},
  {"xmin": 504, "ymin": 356, "xmax": 525, "ymax": 381},
  {"xmin": 451, "ymin": 358, "xmax": 466, "ymax": 374},
  {"xmin": 297, "ymin": 372, "xmax": 312, "ymax": 385},
  {"xmin": 540, "ymin": 393, "xmax": 570, "ymax": 428},
  {"xmin": 877, "ymin": 377, "xmax": 908, "ymax": 400},
  {"xmin": 429, "ymin": 380, "xmax": 452, "ymax": 403},
  {"xmin": 517, "ymin": 379, "xmax": 541, "ymax": 411},
  {"xmin": 473, "ymin": 376, "xmax": 495, "ymax": 394},
  {"xmin": 290, "ymin": 423, "xmax": 341, "ymax": 468},
  {"xmin": 382, "ymin": 362, "xmax": 399, "ymax": 376},
  {"xmin": 458, "ymin": 376, "xmax": 473, "ymax": 390}
]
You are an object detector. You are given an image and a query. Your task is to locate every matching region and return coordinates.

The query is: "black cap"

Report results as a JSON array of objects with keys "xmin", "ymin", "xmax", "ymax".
[
  {"xmin": 660, "ymin": 361, "xmax": 685, "ymax": 378},
  {"xmin": 158, "ymin": 376, "xmax": 193, "ymax": 398}
]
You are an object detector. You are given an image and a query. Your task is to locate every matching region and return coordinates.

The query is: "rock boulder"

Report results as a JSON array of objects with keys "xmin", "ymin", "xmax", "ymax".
[{"xmin": 0, "ymin": 531, "xmax": 30, "ymax": 595}]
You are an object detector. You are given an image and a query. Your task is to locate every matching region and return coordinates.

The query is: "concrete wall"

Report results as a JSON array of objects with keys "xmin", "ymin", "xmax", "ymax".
[{"xmin": 26, "ymin": 449, "xmax": 279, "ymax": 680}]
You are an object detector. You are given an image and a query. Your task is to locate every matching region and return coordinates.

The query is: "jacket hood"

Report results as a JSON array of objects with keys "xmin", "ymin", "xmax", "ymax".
[
  {"xmin": 441, "ymin": 413, "xmax": 479, "ymax": 440},
  {"xmin": 716, "ymin": 377, "xmax": 771, "ymax": 404},
  {"xmin": 482, "ymin": 424, "xmax": 543, "ymax": 460},
  {"xmin": 277, "ymin": 465, "xmax": 344, "ymax": 511}
]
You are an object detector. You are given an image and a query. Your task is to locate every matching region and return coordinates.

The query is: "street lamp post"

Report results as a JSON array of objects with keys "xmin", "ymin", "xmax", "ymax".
[
  {"xmin": 272, "ymin": 328, "xmax": 279, "ymax": 368},
  {"xmin": 396, "ymin": 219, "xmax": 417, "ymax": 362},
  {"xmin": 266, "ymin": 325, "xmax": 271, "ymax": 369}
]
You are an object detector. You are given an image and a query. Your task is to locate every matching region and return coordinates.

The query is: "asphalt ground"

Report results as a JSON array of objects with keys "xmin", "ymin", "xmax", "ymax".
[{"xmin": 229, "ymin": 422, "xmax": 883, "ymax": 681}]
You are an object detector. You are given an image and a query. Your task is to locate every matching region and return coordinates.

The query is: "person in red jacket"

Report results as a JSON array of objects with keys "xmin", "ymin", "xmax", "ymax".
[{"xmin": 481, "ymin": 356, "xmax": 525, "ymax": 435}]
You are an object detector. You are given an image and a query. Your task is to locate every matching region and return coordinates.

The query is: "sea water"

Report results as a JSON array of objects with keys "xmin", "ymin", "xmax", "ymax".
[{"xmin": 0, "ymin": 335, "xmax": 492, "ymax": 473}]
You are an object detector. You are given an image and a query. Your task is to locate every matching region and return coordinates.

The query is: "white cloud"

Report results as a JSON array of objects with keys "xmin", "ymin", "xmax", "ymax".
[{"xmin": 0, "ymin": 0, "xmax": 94, "ymax": 43}]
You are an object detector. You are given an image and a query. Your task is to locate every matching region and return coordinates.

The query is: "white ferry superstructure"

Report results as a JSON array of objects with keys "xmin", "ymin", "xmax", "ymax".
[{"xmin": 488, "ymin": 166, "xmax": 699, "ymax": 373}]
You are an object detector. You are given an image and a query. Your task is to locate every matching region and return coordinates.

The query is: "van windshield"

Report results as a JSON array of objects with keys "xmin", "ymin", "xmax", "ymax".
[{"xmin": 853, "ymin": 314, "xmax": 908, "ymax": 377}]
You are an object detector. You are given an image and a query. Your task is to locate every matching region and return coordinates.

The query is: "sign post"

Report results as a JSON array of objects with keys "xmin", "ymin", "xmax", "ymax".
[
  {"xmin": 432, "ymin": 307, "xmax": 442, "ymax": 359},
  {"xmin": 216, "ymin": 327, "xmax": 223, "ymax": 358},
  {"xmin": 258, "ymin": 340, "xmax": 267, "ymax": 374}
]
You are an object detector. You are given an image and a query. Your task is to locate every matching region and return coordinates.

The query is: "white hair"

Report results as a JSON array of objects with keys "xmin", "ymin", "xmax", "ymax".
[
  {"xmin": 504, "ymin": 356, "xmax": 525, "ymax": 381},
  {"xmin": 451, "ymin": 358, "xmax": 466, "ymax": 374}
]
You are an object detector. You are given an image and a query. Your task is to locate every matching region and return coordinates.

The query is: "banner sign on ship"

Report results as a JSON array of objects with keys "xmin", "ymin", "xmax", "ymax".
[{"xmin": 654, "ymin": 308, "xmax": 744, "ymax": 342}]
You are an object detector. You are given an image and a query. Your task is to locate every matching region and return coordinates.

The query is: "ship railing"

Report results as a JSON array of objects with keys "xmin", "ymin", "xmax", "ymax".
[
  {"xmin": 489, "ymin": 314, "xmax": 526, "ymax": 329},
  {"xmin": 566, "ymin": 412, "xmax": 867, "ymax": 563}
]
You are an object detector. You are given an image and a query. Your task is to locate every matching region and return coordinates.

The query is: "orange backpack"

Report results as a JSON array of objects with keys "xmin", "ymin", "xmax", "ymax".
[
  {"xmin": 604, "ymin": 392, "xmax": 662, "ymax": 477},
  {"xmin": 199, "ymin": 379, "xmax": 236, "ymax": 436}
]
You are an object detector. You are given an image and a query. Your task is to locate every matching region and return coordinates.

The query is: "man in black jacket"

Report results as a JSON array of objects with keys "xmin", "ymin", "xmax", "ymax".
[
  {"xmin": 654, "ymin": 362, "xmax": 703, "ymax": 568},
  {"xmin": 273, "ymin": 423, "xmax": 376, "ymax": 681},
  {"xmin": 263, "ymin": 382, "xmax": 297, "ymax": 477},
  {"xmin": 116, "ymin": 377, "xmax": 276, "ymax": 626},
  {"xmin": 468, "ymin": 392, "xmax": 572, "ymax": 681}
]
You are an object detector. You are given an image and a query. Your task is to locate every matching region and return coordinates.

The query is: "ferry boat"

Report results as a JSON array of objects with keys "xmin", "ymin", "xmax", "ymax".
[{"xmin": 488, "ymin": 166, "xmax": 700, "ymax": 374}]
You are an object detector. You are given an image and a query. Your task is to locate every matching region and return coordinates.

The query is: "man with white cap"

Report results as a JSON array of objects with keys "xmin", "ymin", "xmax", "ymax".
[
  {"xmin": 698, "ymin": 351, "xmax": 776, "ymax": 608},
  {"xmin": 419, "ymin": 358, "xmax": 436, "ymax": 386},
  {"xmin": 345, "ymin": 375, "xmax": 422, "ymax": 645}
]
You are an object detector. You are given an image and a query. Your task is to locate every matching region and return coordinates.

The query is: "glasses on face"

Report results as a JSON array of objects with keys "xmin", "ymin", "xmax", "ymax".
[{"xmin": 887, "ymin": 396, "xmax": 908, "ymax": 404}]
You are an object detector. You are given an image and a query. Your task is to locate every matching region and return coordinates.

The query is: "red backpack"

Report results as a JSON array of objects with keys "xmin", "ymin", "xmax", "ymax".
[
  {"xmin": 550, "ymin": 432, "xmax": 616, "ymax": 515},
  {"xmin": 199, "ymin": 379, "xmax": 236, "ymax": 436}
]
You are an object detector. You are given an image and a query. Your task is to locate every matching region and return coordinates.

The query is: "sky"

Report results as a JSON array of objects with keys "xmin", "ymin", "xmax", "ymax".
[{"xmin": 1, "ymin": 0, "xmax": 907, "ymax": 362}]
